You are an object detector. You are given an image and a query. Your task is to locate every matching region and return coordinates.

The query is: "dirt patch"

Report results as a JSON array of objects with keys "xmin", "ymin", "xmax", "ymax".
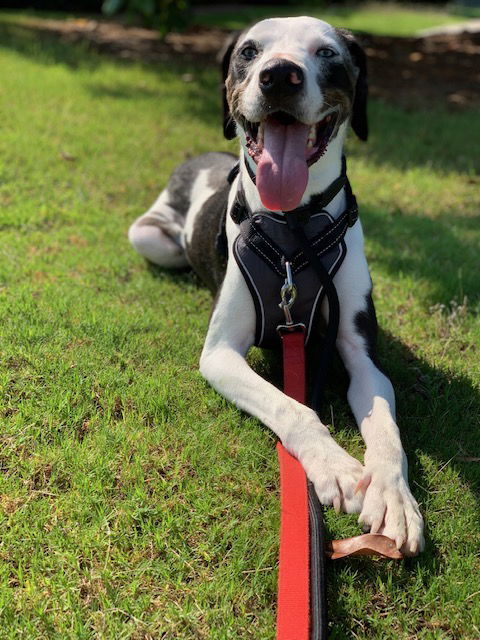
[
  {"xmin": 360, "ymin": 30, "xmax": 480, "ymax": 109},
  {"xmin": 22, "ymin": 16, "xmax": 480, "ymax": 109}
]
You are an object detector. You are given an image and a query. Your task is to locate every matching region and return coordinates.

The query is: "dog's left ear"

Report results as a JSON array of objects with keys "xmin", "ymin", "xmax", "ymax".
[
  {"xmin": 218, "ymin": 32, "xmax": 240, "ymax": 140},
  {"xmin": 337, "ymin": 29, "xmax": 368, "ymax": 141}
]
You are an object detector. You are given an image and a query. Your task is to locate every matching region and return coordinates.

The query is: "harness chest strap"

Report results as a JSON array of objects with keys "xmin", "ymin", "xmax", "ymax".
[{"xmin": 230, "ymin": 159, "xmax": 358, "ymax": 277}]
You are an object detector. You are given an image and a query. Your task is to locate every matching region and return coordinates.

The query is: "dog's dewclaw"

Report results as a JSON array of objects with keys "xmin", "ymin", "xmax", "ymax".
[{"xmin": 326, "ymin": 534, "xmax": 404, "ymax": 560}]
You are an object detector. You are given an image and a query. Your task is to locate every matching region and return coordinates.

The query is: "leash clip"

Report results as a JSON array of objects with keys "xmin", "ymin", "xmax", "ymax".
[{"xmin": 279, "ymin": 261, "xmax": 297, "ymax": 325}]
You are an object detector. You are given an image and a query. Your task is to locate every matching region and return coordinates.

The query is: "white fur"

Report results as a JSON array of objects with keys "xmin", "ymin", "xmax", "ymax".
[
  {"xmin": 128, "ymin": 191, "xmax": 188, "ymax": 268},
  {"xmin": 238, "ymin": 17, "xmax": 350, "ymax": 126}
]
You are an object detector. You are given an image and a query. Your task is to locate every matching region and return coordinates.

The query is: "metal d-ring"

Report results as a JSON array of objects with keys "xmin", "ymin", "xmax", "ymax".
[{"xmin": 279, "ymin": 261, "xmax": 297, "ymax": 325}]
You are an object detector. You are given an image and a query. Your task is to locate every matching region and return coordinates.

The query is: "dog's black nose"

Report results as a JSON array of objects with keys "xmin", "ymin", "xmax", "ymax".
[{"xmin": 259, "ymin": 60, "xmax": 304, "ymax": 97}]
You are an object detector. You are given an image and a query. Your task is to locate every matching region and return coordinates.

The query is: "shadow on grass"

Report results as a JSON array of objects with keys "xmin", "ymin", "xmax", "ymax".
[
  {"xmin": 325, "ymin": 354, "xmax": 479, "ymax": 638},
  {"xmin": 0, "ymin": 19, "xmax": 102, "ymax": 69},
  {"xmin": 288, "ymin": 328, "xmax": 478, "ymax": 636},
  {"xmin": 360, "ymin": 100, "xmax": 480, "ymax": 175},
  {"xmin": 0, "ymin": 16, "xmax": 223, "ymax": 128},
  {"xmin": 146, "ymin": 260, "xmax": 195, "ymax": 286},
  {"xmin": 362, "ymin": 205, "xmax": 479, "ymax": 308},
  {"xmin": 296, "ymin": 324, "xmax": 478, "ymax": 505}
]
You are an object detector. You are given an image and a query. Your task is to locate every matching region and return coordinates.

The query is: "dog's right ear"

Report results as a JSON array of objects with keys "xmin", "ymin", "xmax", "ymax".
[
  {"xmin": 348, "ymin": 37, "xmax": 368, "ymax": 141},
  {"xmin": 336, "ymin": 29, "xmax": 369, "ymax": 142},
  {"xmin": 218, "ymin": 31, "xmax": 240, "ymax": 140}
]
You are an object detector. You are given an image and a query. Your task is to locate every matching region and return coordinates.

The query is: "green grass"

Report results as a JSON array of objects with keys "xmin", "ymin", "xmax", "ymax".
[
  {"xmin": 193, "ymin": 2, "xmax": 475, "ymax": 36},
  {"xmin": 0, "ymin": 12, "xmax": 479, "ymax": 640}
]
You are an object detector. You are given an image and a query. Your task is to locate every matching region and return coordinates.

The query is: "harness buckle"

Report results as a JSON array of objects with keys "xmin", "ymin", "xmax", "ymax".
[
  {"xmin": 231, "ymin": 201, "xmax": 246, "ymax": 224},
  {"xmin": 277, "ymin": 322, "xmax": 306, "ymax": 336}
]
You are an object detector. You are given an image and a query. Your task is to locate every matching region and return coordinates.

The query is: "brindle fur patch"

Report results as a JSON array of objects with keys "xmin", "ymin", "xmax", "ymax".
[
  {"xmin": 322, "ymin": 86, "xmax": 353, "ymax": 131},
  {"xmin": 226, "ymin": 47, "xmax": 255, "ymax": 131},
  {"xmin": 319, "ymin": 60, "xmax": 356, "ymax": 131}
]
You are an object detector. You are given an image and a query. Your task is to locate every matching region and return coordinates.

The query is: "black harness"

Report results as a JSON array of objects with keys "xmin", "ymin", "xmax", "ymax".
[
  {"xmin": 221, "ymin": 156, "xmax": 359, "ymax": 409},
  {"xmin": 229, "ymin": 156, "xmax": 357, "ymax": 339}
]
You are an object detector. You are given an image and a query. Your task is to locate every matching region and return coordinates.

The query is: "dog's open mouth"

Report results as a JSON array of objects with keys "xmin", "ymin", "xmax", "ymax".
[
  {"xmin": 244, "ymin": 110, "xmax": 337, "ymax": 212},
  {"xmin": 246, "ymin": 111, "xmax": 336, "ymax": 166}
]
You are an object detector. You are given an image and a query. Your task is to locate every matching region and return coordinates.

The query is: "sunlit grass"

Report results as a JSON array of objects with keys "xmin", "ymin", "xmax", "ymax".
[
  {"xmin": 0, "ymin": 13, "xmax": 479, "ymax": 639},
  {"xmin": 193, "ymin": 2, "xmax": 474, "ymax": 36}
]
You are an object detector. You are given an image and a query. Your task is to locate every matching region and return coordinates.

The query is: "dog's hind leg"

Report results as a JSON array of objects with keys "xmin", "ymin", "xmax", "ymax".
[
  {"xmin": 129, "ymin": 153, "xmax": 237, "ymax": 272},
  {"xmin": 129, "ymin": 190, "xmax": 189, "ymax": 269}
]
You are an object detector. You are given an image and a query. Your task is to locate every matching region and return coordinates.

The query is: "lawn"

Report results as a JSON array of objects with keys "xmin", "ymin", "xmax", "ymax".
[
  {"xmin": 193, "ymin": 2, "xmax": 476, "ymax": 36},
  {"xmin": 0, "ymin": 11, "xmax": 479, "ymax": 640}
]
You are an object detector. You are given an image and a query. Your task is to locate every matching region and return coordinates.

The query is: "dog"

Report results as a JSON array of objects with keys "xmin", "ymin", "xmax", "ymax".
[{"xmin": 129, "ymin": 16, "xmax": 424, "ymax": 556}]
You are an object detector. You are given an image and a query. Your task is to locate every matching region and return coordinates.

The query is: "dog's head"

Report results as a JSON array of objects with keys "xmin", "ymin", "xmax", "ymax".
[{"xmin": 221, "ymin": 16, "xmax": 368, "ymax": 211}]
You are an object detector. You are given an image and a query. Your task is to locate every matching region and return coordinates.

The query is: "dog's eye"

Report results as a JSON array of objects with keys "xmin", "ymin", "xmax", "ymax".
[
  {"xmin": 316, "ymin": 47, "xmax": 337, "ymax": 58},
  {"xmin": 241, "ymin": 46, "xmax": 258, "ymax": 61}
]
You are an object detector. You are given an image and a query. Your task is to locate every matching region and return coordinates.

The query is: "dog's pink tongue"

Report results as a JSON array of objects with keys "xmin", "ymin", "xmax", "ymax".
[{"xmin": 256, "ymin": 119, "xmax": 310, "ymax": 211}]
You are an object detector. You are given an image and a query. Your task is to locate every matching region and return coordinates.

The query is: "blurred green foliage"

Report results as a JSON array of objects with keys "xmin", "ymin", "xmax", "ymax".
[{"xmin": 102, "ymin": 0, "xmax": 190, "ymax": 35}]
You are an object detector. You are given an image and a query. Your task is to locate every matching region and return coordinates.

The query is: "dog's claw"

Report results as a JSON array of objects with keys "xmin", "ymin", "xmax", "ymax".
[
  {"xmin": 354, "ymin": 474, "xmax": 371, "ymax": 495},
  {"xmin": 333, "ymin": 495, "xmax": 341, "ymax": 514}
]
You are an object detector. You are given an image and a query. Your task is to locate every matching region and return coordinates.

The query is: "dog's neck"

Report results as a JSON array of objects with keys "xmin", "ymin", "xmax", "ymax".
[{"xmin": 239, "ymin": 123, "xmax": 348, "ymax": 219}]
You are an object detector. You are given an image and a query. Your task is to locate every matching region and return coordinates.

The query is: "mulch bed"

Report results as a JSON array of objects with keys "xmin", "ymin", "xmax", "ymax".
[{"xmin": 21, "ymin": 16, "xmax": 480, "ymax": 109}]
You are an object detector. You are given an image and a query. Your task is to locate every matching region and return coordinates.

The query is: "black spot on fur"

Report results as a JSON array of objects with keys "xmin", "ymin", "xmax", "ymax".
[
  {"xmin": 224, "ymin": 38, "xmax": 265, "ymax": 139},
  {"xmin": 355, "ymin": 293, "xmax": 383, "ymax": 371},
  {"xmin": 335, "ymin": 29, "xmax": 369, "ymax": 141},
  {"xmin": 164, "ymin": 153, "xmax": 232, "ymax": 219},
  {"xmin": 322, "ymin": 62, "xmax": 354, "ymax": 100}
]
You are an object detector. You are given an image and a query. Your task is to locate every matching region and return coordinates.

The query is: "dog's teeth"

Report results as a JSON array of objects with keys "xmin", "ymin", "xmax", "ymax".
[
  {"xmin": 306, "ymin": 124, "xmax": 316, "ymax": 149},
  {"xmin": 257, "ymin": 123, "xmax": 264, "ymax": 146}
]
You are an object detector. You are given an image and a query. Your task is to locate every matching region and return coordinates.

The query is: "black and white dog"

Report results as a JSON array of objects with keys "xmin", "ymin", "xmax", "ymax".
[{"xmin": 129, "ymin": 17, "xmax": 424, "ymax": 556}]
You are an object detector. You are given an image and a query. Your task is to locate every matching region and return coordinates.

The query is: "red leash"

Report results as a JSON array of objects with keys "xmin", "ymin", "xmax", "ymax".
[{"xmin": 276, "ymin": 329, "xmax": 310, "ymax": 640}]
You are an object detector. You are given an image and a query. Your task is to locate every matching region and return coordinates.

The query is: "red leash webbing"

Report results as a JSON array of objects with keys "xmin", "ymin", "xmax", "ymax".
[
  {"xmin": 281, "ymin": 330, "xmax": 306, "ymax": 404},
  {"xmin": 276, "ymin": 329, "xmax": 310, "ymax": 640}
]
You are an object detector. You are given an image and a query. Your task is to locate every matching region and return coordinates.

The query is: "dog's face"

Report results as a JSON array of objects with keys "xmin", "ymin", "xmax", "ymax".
[{"xmin": 222, "ymin": 17, "xmax": 368, "ymax": 211}]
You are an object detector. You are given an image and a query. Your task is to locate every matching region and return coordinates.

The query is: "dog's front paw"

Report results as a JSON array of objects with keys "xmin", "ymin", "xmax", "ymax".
[
  {"xmin": 358, "ymin": 458, "xmax": 424, "ymax": 556},
  {"xmin": 286, "ymin": 428, "xmax": 364, "ymax": 514}
]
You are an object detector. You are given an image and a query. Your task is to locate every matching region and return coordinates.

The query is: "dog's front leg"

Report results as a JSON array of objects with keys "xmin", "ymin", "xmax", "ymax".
[
  {"xmin": 334, "ymin": 226, "xmax": 424, "ymax": 555},
  {"xmin": 200, "ymin": 257, "xmax": 363, "ymax": 514}
]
